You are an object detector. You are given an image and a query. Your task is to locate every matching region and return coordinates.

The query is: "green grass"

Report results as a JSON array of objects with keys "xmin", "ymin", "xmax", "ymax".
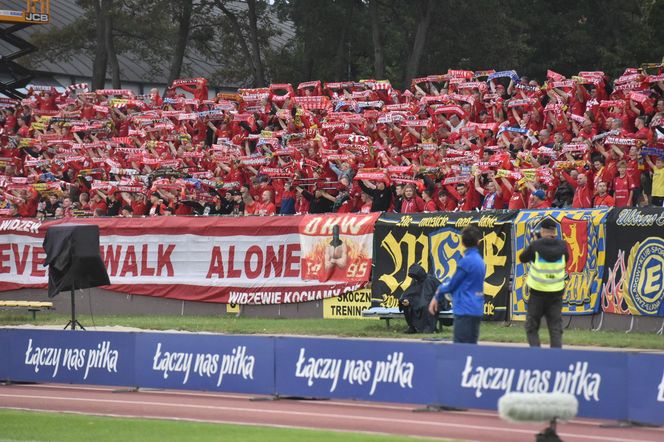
[
  {"xmin": 1, "ymin": 312, "xmax": 662, "ymax": 350},
  {"xmin": 0, "ymin": 409, "xmax": 442, "ymax": 442}
]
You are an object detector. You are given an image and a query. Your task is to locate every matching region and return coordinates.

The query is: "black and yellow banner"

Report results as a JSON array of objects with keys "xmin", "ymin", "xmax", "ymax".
[
  {"xmin": 602, "ymin": 208, "xmax": 664, "ymax": 316},
  {"xmin": 371, "ymin": 211, "xmax": 515, "ymax": 320}
]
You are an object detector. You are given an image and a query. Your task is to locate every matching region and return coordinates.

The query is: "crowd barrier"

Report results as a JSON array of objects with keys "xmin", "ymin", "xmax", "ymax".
[
  {"xmin": 0, "ymin": 207, "xmax": 662, "ymax": 319},
  {"xmin": 2, "ymin": 328, "xmax": 662, "ymax": 425}
]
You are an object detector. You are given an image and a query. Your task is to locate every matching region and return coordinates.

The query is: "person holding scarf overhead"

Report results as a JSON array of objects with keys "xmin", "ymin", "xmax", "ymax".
[{"xmin": 474, "ymin": 170, "xmax": 504, "ymax": 209}]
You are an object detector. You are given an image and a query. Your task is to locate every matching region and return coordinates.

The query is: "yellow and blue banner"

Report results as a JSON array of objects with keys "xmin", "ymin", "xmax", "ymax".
[{"xmin": 512, "ymin": 208, "xmax": 610, "ymax": 317}]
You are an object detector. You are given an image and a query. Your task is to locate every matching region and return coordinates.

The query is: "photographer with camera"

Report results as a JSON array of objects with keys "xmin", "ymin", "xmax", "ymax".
[{"xmin": 519, "ymin": 218, "xmax": 569, "ymax": 348}]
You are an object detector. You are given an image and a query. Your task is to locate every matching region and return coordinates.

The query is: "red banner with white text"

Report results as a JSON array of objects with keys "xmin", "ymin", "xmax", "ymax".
[{"xmin": 0, "ymin": 217, "xmax": 366, "ymax": 304}]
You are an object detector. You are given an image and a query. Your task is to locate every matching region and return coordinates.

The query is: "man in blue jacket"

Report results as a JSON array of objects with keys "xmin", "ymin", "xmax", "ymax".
[{"xmin": 428, "ymin": 226, "xmax": 486, "ymax": 344}]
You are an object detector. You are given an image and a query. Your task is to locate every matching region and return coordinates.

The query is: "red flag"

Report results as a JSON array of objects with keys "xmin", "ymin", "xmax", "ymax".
[{"xmin": 561, "ymin": 217, "xmax": 589, "ymax": 273}]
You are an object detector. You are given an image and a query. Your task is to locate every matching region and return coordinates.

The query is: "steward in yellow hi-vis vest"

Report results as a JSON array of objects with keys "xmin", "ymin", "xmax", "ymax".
[
  {"xmin": 519, "ymin": 218, "xmax": 569, "ymax": 349},
  {"xmin": 525, "ymin": 252, "xmax": 566, "ymax": 292}
]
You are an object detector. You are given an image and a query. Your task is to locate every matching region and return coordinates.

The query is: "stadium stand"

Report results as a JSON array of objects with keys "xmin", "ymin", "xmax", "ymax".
[{"xmin": 0, "ymin": 65, "xmax": 663, "ymax": 218}]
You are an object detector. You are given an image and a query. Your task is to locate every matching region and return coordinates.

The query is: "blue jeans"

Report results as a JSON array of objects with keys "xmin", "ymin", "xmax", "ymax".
[{"xmin": 453, "ymin": 315, "xmax": 481, "ymax": 344}]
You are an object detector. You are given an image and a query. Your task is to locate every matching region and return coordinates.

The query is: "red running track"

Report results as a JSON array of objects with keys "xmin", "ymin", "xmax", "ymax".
[{"xmin": 1, "ymin": 383, "xmax": 662, "ymax": 442}]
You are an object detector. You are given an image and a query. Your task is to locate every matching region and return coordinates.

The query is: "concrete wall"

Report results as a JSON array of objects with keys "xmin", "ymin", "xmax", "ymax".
[
  {"xmin": 1, "ymin": 288, "xmax": 662, "ymax": 333},
  {"xmin": 0, "ymin": 288, "xmax": 323, "ymax": 319}
]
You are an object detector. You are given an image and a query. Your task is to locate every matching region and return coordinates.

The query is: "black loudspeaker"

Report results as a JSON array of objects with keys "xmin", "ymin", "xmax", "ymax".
[{"xmin": 43, "ymin": 224, "xmax": 111, "ymax": 330}]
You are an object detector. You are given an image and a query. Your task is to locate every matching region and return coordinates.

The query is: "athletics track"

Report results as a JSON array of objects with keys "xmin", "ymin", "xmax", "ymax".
[{"xmin": 1, "ymin": 383, "xmax": 662, "ymax": 441}]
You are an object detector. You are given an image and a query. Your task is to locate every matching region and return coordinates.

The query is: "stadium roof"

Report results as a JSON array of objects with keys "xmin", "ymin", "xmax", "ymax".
[{"xmin": 0, "ymin": 0, "xmax": 295, "ymax": 90}]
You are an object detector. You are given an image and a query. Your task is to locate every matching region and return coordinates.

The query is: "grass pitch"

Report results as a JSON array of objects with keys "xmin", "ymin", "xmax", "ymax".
[
  {"xmin": 0, "ymin": 312, "xmax": 662, "ymax": 350},
  {"xmin": 0, "ymin": 409, "xmax": 444, "ymax": 442}
]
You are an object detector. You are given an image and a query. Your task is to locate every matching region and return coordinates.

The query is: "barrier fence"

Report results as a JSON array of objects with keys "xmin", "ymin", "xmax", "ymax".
[
  {"xmin": 0, "ymin": 207, "xmax": 662, "ymax": 318},
  {"xmin": 1, "ymin": 328, "xmax": 662, "ymax": 425}
]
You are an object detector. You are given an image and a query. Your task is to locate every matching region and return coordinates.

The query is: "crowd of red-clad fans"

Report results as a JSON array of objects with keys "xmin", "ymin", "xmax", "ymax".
[{"xmin": 1, "ymin": 65, "xmax": 664, "ymax": 219}]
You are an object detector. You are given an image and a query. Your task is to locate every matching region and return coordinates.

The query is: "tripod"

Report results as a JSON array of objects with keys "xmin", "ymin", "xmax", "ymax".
[{"xmin": 64, "ymin": 286, "xmax": 85, "ymax": 331}]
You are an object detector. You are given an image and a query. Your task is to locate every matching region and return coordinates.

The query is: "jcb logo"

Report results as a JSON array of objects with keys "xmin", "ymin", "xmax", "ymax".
[{"xmin": 25, "ymin": 13, "xmax": 49, "ymax": 22}]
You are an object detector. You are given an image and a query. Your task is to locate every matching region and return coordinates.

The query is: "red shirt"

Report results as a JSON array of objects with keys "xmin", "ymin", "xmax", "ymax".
[
  {"xmin": 423, "ymin": 200, "xmax": 437, "ymax": 212},
  {"xmin": 90, "ymin": 199, "xmax": 108, "ymax": 215},
  {"xmin": 17, "ymin": 195, "xmax": 38, "ymax": 217},
  {"xmin": 131, "ymin": 200, "xmax": 146, "ymax": 216},
  {"xmin": 254, "ymin": 201, "xmax": 276, "ymax": 216},
  {"xmin": 612, "ymin": 175, "xmax": 632, "ymax": 207},
  {"xmin": 400, "ymin": 196, "xmax": 425, "ymax": 213},
  {"xmin": 564, "ymin": 171, "xmax": 593, "ymax": 208},
  {"xmin": 626, "ymin": 159, "xmax": 643, "ymax": 188},
  {"xmin": 594, "ymin": 194, "xmax": 615, "ymax": 207},
  {"xmin": 436, "ymin": 197, "xmax": 456, "ymax": 211},
  {"xmin": 81, "ymin": 105, "xmax": 96, "ymax": 120},
  {"xmin": 17, "ymin": 125, "xmax": 30, "ymax": 137},
  {"xmin": 295, "ymin": 197, "xmax": 309, "ymax": 214},
  {"xmin": 244, "ymin": 201, "xmax": 256, "ymax": 215},
  {"xmin": 446, "ymin": 185, "xmax": 480, "ymax": 211},
  {"xmin": 507, "ymin": 191, "xmax": 527, "ymax": 210},
  {"xmin": 573, "ymin": 184, "xmax": 593, "ymax": 208},
  {"xmin": 174, "ymin": 203, "xmax": 193, "ymax": 216},
  {"xmin": 529, "ymin": 199, "xmax": 551, "ymax": 209}
]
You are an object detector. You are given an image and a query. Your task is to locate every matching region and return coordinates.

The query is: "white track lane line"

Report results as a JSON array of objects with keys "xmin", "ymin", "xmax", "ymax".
[
  {"xmin": 12, "ymin": 384, "xmax": 609, "ymax": 427},
  {"xmin": 0, "ymin": 393, "xmax": 657, "ymax": 442}
]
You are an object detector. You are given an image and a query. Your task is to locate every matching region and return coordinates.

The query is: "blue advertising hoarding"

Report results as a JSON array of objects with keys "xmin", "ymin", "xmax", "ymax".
[
  {"xmin": 627, "ymin": 353, "xmax": 664, "ymax": 425},
  {"xmin": 275, "ymin": 337, "xmax": 437, "ymax": 404},
  {"xmin": 0, "ymin": 327, "xmax": 661, "ymax": 425},
  {"xmin": 6, "ymin": 329, "xmax": 136, "ymax": 386},
  {"xmin": 134, "ymin": 332, "xmax": 275, "ymax": 394},
  {"xmin": 0, "ymin": 330, "xmax": 8, "ymax": 379},
  {"xmin": 436, "ymin": 344, "xmax": 628, "ymax": 420}
]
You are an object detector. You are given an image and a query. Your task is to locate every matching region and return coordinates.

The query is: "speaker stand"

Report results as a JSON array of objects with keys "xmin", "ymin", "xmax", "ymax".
[{"xmin": 64, "ymin": 288, "xmax": 85, "ymax": 331}]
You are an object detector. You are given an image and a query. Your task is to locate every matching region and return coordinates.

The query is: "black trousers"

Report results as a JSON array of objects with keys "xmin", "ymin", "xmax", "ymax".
[
  {"xmin": 454, "ymin": 315, "xmax": 481, "ymax": 344},
  {"xmin": 525, "ymin": 288, "xmax": 564, "ymax": 348}
]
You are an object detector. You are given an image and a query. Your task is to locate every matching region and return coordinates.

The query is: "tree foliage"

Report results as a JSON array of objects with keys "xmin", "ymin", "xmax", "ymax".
[{"xmin": 28, "ymin": 0, "xmax": 664, "ymax": 88}]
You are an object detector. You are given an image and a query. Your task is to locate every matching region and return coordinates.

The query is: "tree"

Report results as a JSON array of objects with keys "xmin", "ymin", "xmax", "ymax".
[
  {"xmin": 369, "ymin": 0, "xmax": 384, "ymax": 79},
  {"xmin": 402, "ymin": 0, "xmax": 434, "ymax": 89},
  {"xmin": 28, "ymin": 0, "xmax": 664, "ymax": 90},
  {"xmin": 247, "ymin": 0, "xmax": 266, "ymax": 86},
  {"xmin": 103, "ymin": 0, "xmax": 121, "ymax": 88},
  {"xmin": 212, "ymin": 0, "xmax": 267, "ymax": 87},
  {"xmin": 91, "ymin": 0, "xmax": 107, "ymax": 89},
  {"xmin": 167, "ymin": 0, "xmax": 194, "ymax": 85}
]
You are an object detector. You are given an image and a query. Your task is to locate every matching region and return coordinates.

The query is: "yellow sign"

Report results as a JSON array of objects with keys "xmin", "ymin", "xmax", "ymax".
[
  {"xmin": 0, "ymin": 1, "xmax": 50, "ymax": 25},
  {"xmin": 323, "ymin": 289, "xmax": 375, "ymax": 319}
]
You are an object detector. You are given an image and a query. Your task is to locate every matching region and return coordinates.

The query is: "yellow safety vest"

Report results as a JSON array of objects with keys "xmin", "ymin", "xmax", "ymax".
[{"xmin": 526, "ymin": 252, "xmax": 566, "ymax": 292}]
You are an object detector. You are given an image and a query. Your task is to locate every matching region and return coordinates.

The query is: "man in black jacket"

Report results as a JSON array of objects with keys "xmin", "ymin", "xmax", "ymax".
[
  {"xmin": 358, "ymin": 179, "xmax": 393, "ymax": 212},
  {"xmin": 519, "ymin": 218, "xmax": 569, "ymax": 348},
  {"xmin": 399, "ymin": 264, "xmax": 442, "ymax": 333},
  {"xmin": 298, "ymin": 185, "xmax": 333, "ymax": 213}
]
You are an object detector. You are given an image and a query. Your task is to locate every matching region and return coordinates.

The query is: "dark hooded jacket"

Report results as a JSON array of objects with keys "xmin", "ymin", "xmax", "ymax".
[{"xmin": 398, "ymin": 263, "xmax": 442, "ymax": 333}]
